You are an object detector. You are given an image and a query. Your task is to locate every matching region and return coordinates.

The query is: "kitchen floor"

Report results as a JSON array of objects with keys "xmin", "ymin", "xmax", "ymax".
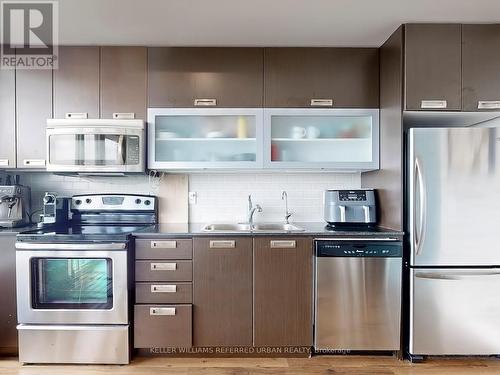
[{"xmin": 2, "ymin": 356, "xmax": 500, "ymax": 374}]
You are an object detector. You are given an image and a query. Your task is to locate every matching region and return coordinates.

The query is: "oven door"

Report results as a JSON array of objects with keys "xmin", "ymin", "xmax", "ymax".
[
  {"xmin": 16, "ymin": 243, "xmax": 128, "ymax": 325},
  {"xmin": 46, "ymin": 127, "xmax": 144, "ymax": 173}
]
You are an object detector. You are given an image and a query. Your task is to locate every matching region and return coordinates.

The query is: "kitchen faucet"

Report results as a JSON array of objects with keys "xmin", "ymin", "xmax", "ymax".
[
  {"xmin": 281, "ymin": 190, "xmax": 292, "ymax": 224},
  {"xmin": 247, "ymin": 194, "xmax": 262, "ymax": 226}
]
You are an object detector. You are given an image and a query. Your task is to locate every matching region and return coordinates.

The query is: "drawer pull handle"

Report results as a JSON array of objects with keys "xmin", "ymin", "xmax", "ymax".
[
  {"xmin": 421, "ymin": 100, "xmax": 447, "ymax": 109},
  {"xmin": 23, "ymin": 159, "xmax": 45, "ymax": 167},
  {"xmin": 194, "ymin": 98, "xmax": 217, "ymax": 107},
  {"xmin": 151, "ymin": 284, "xmax": 177, "ymax": 293},
  {"xmin": 209, "ymin": 240, "xmax": 235, "ymax": 249},
  {"xmin": 151, "ymin": 262, "xmax": 177, "ymax": 271},
  {"xmin": 112, "ymin": 112, "xmax": 135, "ymax": 119},
  {"xmin": 65, "ymin": 112, "xmax": 88, "ymax": 119},
  {"xmin": 0, "ymin": 159, "xmax": 9, "ymax": 166},
  {"xmin": 478, "ymin": 101, "xmax": 500, "ymax": 110},
  {"xmin": 150, "ymin": 307, "xmax": 176, "ymax": 316},
  {"xmin": 310, "ymin": 98, "xmax": 333, "ymax": 107},
  {"xmin": 270, "ymin": 240, "xmax": 296, "ymax": 248},
  {"xmin": 151, "ymin": 240, "xmax": 177, "ymax": 249}
]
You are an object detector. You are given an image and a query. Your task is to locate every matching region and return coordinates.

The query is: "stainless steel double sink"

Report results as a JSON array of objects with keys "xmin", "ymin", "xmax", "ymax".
[{"xmin": 201, "ymin": 223, "xmax": 304, "ymax": 233}]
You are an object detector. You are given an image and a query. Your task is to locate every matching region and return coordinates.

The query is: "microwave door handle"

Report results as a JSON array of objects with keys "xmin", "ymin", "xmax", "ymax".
[{"xmin": 117, "ymin": 135, "xmax": 125, "ymax": 165}]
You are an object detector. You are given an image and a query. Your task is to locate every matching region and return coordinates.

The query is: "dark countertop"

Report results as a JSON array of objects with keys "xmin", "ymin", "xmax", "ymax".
[
  {"xmin": 0, "ymin": 224, "xmax": 39, "ymax": 236},
  {"xmin": 132, "ymin": 222, "xmax": 403, "ymax": 238}
]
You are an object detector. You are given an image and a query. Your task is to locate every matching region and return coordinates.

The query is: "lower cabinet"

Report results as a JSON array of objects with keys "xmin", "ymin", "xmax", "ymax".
[
  {"xmin": 134, "ymin": 238, "xmax": 193, "ymax": 349},
  {"xmin": 253, "ymin": 237, "xmax": 313, "ymax": 346},
  {"xmin": 134, "ymin": 304, "xmax": 192, "ymax": 348},
  {"xmin": 193, "ymin": 237, "xmax": 253, "ymax": 346},
  {"xmin": 0, "ymin": 235, "xmax": 18, "ymax": 353}
]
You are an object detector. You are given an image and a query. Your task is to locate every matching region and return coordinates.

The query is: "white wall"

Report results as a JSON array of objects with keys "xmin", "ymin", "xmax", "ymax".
[
  {"xmin": 5, "ymin": 171, "xmax": 361, "ymax": 223},
  {"xmin": 188, "ymin": 173, "xmax": 361, "ymax": 223}
]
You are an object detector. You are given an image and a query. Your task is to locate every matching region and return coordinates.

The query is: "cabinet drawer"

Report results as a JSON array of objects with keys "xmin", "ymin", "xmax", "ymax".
[
  {"xmin": 136, "ymin": 282, "xmax": 192, "ymax": 304},
  {"xmin": 135, "ymin": 239, "xmax": 192, "ymax": 260},
  {"xmin": 135, "ymin": 260, "xmax": 192, "ymax": 282},
  {"xmin": 134, "ymin": 304, "xmax": 192, "ymax": 348}
]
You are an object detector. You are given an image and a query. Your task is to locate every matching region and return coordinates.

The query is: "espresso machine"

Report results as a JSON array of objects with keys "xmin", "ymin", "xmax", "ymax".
[{"xmin": 0, "ymin": 185, "xmax": 31, "ymax": 228}]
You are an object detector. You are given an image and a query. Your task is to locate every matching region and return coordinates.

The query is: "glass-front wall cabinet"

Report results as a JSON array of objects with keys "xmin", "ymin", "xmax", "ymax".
[
  {"xmin": 264, "ymin": 109, "xmax": 379, "ymax": 170},
  {"xmin": 148, "ymin": 108, "xmax": 263, "ymax": 169},
  {"xmin": 148, "ymin": 108, "xmax": 379, "ymax": 171}
]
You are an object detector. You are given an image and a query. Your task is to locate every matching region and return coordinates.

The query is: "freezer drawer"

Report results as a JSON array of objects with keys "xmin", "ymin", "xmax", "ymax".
[
  {"xmin": 410, "ymin": 268, "xmax": 500, "ymax": 355},
  {"xmin": 315, "ymin": 257, "xmax": 402, "ymax": 351}
]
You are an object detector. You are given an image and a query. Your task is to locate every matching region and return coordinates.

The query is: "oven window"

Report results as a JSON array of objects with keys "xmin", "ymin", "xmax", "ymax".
[
  {"xmin": 31, "ymin": 258, "xmax": 113, "ymax": 309},
  {"xmin": 48, "ymin": 134, "xmax": 140, "ymax": 166}
]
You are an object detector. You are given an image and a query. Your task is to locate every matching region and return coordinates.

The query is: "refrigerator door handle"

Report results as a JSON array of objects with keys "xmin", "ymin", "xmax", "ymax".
[
  {"xmin": 414, "ymin": 157, "xmax": 427, "ymax": 256},
  {"xmin": 415, "ymin": 271, "xmax": 500, "ymax": 280}
]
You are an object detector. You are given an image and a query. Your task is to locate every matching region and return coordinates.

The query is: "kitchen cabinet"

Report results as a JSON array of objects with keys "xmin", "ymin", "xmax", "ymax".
[
  {"xmin": 253, "ymin": 237, "xmax": 313, "ymax": 346},
  {"xmin": 16, "ymin": 69, "xmax": 52, "ymax": 168},
  {"xmin": 148, "ymin": 47, "xmax": 263, "ymax": 108},
  {"xmin": 0, "ymin": 235, "xmax": 18, "ymax": 354},
  {"xmin": 148, "ymin": 108, "xmax": 263, "ymax": 170},
  {"xmin": 264, "ymin": 48, "xmax": 379, "ymax": 108},
  {"xmin": 264, "ymin": 108, "xmax": 379, "ymax": 170},
  {"xmin": 193, "ymin": 237, "xmax": 253, "ymax": 347},
  {"xmin": 54, "ymin": 46, "xmax": 100, "ymax": 118},
  {"xmin": 100, "ymin": 47, "xmax": 147, "ymax": 120},
  {"xmin": 0, "ymin": 69, "xmax": 16, "ymax": 169},
  {"xmin": 134, "ymin": 237, "xmax": 193, "ymax": 349},
  {"xmin": 462, "ymin": 25, "xmax": 500, "ymax": 111},
  {"xmin": 405, "ymin": 24, "xmax": 462, "ymax": 111}
]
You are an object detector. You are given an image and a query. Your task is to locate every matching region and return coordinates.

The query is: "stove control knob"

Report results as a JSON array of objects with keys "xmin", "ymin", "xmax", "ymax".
[
  {"xmin": 144, "ymin": 200, "xmax": 151, "ymax": 206},
  {"xmin": 135, "ymin": 199, "xmax": 142, "ymax": 204},
  {"xmin": 85, "ymin": 198, "xmax": 92, "ymax": 204},
  {"xmin": 75, "ymin": 199, "xmax": 82, "ymax": 205}
]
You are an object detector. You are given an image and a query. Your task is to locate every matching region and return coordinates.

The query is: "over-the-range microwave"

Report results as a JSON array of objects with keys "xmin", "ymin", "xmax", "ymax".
[{"xmin": 46, "ymin": 119, "xmax": 145, "ymax": 173}]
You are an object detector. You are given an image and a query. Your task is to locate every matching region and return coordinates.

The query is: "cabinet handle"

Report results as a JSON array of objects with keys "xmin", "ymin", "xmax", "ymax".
[
  {"xmin": 0, "ymin": 159, "xmax": 9, "ymax": 167},
  {"xmin": 478, "ymin": 101, "xmax": 500, "ymax": 110},
  {"xmin": 150, "ymin": 262, "xmax": 177, "ymax": 271},
  {"xmin": 270, "ymin": 240, "xmax": 296, "ymax": 248},
  {"xmin": 420, "ymin": 100, "xmax": 447, "ymax": 109},
  {"xmin": 23, "ymin": 159, "xmax": 45, "ymax": 167},
  {"xmin": 151, "ymin": 284, "xmax": 177, "ymax": 293},
  {"xmin": 113, "ymin": 112, "xmax": 135, "ymax": 119},
  {"xmin": 151, "ymin": 240, "xmax": 177, "ymax": 249},
  {"xmin": 209, "ymin": 240, "xmax": 235, "ymax": 249},
  {"xmin": 194, "ymin": 98, "xmax": 217, "ymax": 107},
  {"xmin": 310, "ymin": 98, "xmax": 333, "ymax": 107},
  {"xmin": 150, "ymin": 307, "xmax": 176, "ymax": 316},
  {"xmin": 65, "ymin": 112, "xmax": 88, "ymax": 119}
]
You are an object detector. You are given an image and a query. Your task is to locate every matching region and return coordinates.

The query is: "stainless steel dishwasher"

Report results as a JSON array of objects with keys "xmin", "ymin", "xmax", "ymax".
[{"xmin": 314, "ymin": 238, "xmax": 402, "ymax": 352}]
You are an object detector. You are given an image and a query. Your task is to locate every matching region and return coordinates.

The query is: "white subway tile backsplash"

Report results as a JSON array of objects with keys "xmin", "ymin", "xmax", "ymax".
[{"xmin": 189, "ymin": 172, "xmax": 361, "ymax": 223}]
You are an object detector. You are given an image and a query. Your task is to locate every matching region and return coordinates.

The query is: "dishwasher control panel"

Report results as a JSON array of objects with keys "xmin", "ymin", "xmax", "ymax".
[{"xmin": 315, "ymin": 240, "xmax": 402, "ymax": 257}]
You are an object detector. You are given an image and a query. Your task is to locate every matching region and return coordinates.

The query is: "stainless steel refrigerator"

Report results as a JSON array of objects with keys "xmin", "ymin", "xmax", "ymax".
[{"xmin": 408, "ymin": 125, "xmax": 500, "ymax": 357}]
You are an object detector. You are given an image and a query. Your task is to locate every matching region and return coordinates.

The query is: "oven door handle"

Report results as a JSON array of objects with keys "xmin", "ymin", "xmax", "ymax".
[{"xmin": 15, "ymin": 242, "xmax": 127, "ymax": 250}]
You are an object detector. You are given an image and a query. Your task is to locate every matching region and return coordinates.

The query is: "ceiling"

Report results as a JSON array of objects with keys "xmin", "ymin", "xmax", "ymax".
[{"xmin": 59, "ymin": 0, "xmax": 500, "ymax": 47}]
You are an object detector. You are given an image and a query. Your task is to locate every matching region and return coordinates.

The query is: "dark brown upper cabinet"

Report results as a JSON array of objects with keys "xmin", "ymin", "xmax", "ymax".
[
  {"xmin": 264, "ymin": 48, "xmax": 379, "ymax": 108},
  {"xmin": 193, "ymin": 237, "xmax": 253, "ymax": 347},
  {"xmin": 54, "ymin": 46, "xmax": 100, "ymax": 118},
  {"xmin": 148, "ymin": 47, "xmax": 263, "ymax": 108},
  {"xmin": 100, "ymin": 47, "xmax": 147, "ymax": 119},
  {"xmin": 16, "ymin": 69, "xmax": 52, "ymax": 168},
  {"xmin": 0, "ymin": 68, "xmax": 16, "ymax": 169},
  {"xmin": 405, "ymin": 24, "xmax": 462, "ymax": 111},
  {"xmin": 253, "ymin": 237, "xmax": 313, "ymax": 347},
  {"xmin": 462, "ymin": 25, "xmax": 500, "ymax": 111}
]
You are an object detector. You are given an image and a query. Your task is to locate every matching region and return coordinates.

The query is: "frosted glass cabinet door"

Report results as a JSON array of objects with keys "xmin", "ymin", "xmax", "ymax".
[
  {"xmin": 148, "ymin": 108, "xmax": 263, "ymax": 169},
  {"xmin": 264, "ymin": 109, "xmax": 379, "ymax": 170}
]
